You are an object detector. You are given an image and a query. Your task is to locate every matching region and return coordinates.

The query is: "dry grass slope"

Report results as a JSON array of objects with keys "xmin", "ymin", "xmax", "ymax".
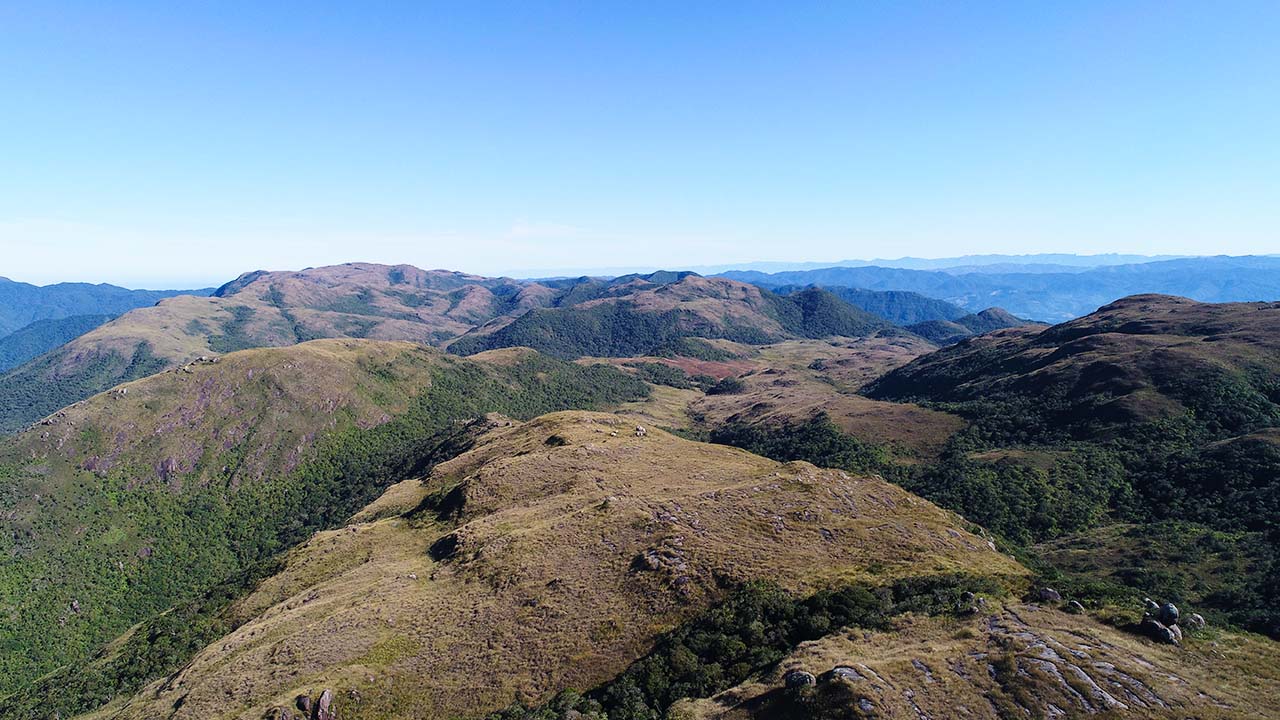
[{"xmin": 90, "ymin": 412, "xmax": 1025, "ymax": 720}]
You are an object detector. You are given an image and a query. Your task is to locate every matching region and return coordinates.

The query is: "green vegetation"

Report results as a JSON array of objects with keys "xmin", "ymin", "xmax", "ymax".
[
  {"xmin": 489, "ymin": 573, "xmax": 1002, "ymax": 720},
  {"xmin": 0, "ymin": 341, "xmax": 168, "ymax": 433},
  {"xmin": 0, "ymin": 314, "xmax": 113, "ymax": 372},
  {"xmin": 207, "ymin": 304, "xmax": 260, "ymax": 352},
  {"xmin": 450, "ymin": 288, "xmax": 887, "ymax": 360},
  {"xmin": 710, "ymin": 413, "xmax": 890, "ymax": 475},
  {"xmin": 625, "ymin": 362, "xmax": 716, "ymax": 391},
  {"xmin": 0, "ymin": 352, "xmax": 647, "ymax": 707}
]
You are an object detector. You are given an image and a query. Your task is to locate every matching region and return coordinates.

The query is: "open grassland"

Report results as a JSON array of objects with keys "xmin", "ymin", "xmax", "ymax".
[{"xmin": 85, "ymin": 411, "xmax": 1024, "ymax": 720}]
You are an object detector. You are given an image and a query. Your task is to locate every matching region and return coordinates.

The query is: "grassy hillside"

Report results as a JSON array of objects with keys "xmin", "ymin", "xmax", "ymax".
[
  {"xmin": 0, "ymin": 341, "xmax": 647, "ymax": 697},
  {"xmin": 49, "ymin": 411, "xmax": 1022, "ymax": 720},
  {"xmin": 449, "ymin": 279, "xmax": 891, "ymax": 359},
  {"xmin": 721, "ymin": 296, "xmax": 1280, "ymax": 635},
  {"xmin": 0, "ymin": 263, "xmax": 544, "ymax": 433}
]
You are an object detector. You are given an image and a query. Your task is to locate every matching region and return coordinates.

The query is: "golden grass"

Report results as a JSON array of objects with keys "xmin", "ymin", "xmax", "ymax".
[{"xmin": 96, "ymin": 411, "xmax": 1025, "ymax": 720}]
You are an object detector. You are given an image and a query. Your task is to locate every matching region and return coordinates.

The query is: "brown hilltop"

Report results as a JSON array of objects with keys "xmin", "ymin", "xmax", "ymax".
[
  {"xmin": 88, "ymin": 411, "xmax": 1024, "ymax": 720},
  {"xmin": 867, "ymin": 294, "xmax": 1280, "ymax": 431}
]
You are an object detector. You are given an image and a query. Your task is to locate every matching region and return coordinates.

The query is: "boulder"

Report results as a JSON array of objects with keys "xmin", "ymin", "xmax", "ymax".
[
  {"xmin": 315, "ymin": 689, "xmax": 335, "ymax": 720},
  {"xmin": 784, "ymin": 669, "xmax": 817, "ymax": 689},
  {"xmin": 1065, "ymin": 600, "xmax": 1086, "ymax": 614},
  {"xmin": 1036, "ymin": 587, "xmax": 1062, "ymax": 603},
  {"xmin": 295, "ymin": 695, "xmax": 312, "ymax": 715},
  {"xmin": 1158, "ymin": 602, "xmax": 1180, "ymax": 626},
  {"xmin": 1141, "ymin": 616, "xmax": 1180, "ymax": 645},
  {"xmin": 821, "ymin": 666, "xmax": 863, "ymax": 683},
  {"xmin": 1186, "ymin": 613, "xmax": 1206, "ymax": 630}
]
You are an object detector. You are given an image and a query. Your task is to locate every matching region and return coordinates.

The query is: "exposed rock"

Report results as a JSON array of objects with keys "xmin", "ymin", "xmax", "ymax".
[
  {"xmin": 1141, "ymin": 616, "xmax": 1180, "ymax": 645},
  {"xmin": 295, "ymin": 694, "xmax": 312, "ymax": 715},
  {"xmin": 1065, "ymin": 600, "xmax": 1086, "ymax": 614},
  {"xmin": 1158, "ymin": 602, "xmax": 1180, "ymax": 626},
  {"xmin": 1036, "ymin": 587, "xmax": 1062, "ymax": 603},
  {"xmin": 1186, "ymin": 613, "xmax": 1206, "ymax": 630},
  {"xmin": 315, "ymin": 688, "xmax": 335, "ymax": 720},
  {"xmin": 784, "ymin": 669, "xmax": 817, "ymax": 689},
  {"xmin": 635, "ymin": 425, "xmax": 647, "ymax": 437},
  {"xmin": 1144, "ymin": 597, "xmax": 1161, "ymax": 614},
  {"xmin": 821, "ymin": 666, "xmax": 863, "ymax": 683}
]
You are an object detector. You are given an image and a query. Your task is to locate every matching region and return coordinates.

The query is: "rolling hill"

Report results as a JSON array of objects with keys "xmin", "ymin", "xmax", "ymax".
[
  {"xmin": 0, "ymin": 277, "xmax": 211, "ymax": 338},
  {"xmin": 21, "ymin": 411, "xmax": 1023, "ymax": 720},
  {"xmin": 770, "ymin": 285, "xmax": 969, "ymax": 326},
  {"xmin": 448, "ymin": 277, "xmax": 893, "ymax": 359},
  {"xmin": 0, "ymin": 267, "xmax": 910, "ymax": 434},
  {"xmin": 905, "ymin": 307, "xmax": 1040, "ymax": 345},
  {"xmin": 0, "ymin": 340, "xmax": 648, "ymax": 697}
]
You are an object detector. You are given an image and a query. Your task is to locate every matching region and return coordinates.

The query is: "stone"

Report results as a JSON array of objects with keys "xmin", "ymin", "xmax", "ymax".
[
  {"xmin": 295, "ymin": 695, "xmax": 312, "ymax": 715},
  {"xmin": 315, "ymin": 689, "xmax": 335, "ymax": 720},
  {"xmin": 1036, "ymin": 587, "xmax": 1062, "ymax": 603},
  {"xmin": 784, "ymin": 669, "xmax": 817, "ymax": 689},
  {"xmin": 1186, "ymin": 613, "xmax": 1206, "ymax": 630},
  {"xmin": 635, "ymin": 425, "xmax": 647, "ymax": 437},
  {"xmin": 1144, "ymin": 597, "xmax": 1161, "ymax": 614},
  {"xmin": 1158, "ymin": 602, "xmax": 1180, "ymax": 626},
  {"xmin": 1066, "ymin": 600, "xmax": 1086, "ymax": 614},
  {"xmin": 821, "ymin": 666, "xmax": 863, "ymax": 683},
  {"xmin": 1141, "ymin": 616, "xmax": 1180, "ymax": 645}
]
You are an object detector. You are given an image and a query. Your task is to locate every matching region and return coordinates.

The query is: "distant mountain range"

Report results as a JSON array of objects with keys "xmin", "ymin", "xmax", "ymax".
[
  {"xmin": 514, "ymin": 252, "xmax": 1194, "ymax": 278},
  {"xmin": 720, "ymin": 255, "xmax": 1280, "ymax": 322},
  {"xmin": 2, "ymin": 264, "xmax": 1023, "ymax": 433},
  {"xmin": 0, "ymin": 277, "xmax": 211, "ymax": 337}
]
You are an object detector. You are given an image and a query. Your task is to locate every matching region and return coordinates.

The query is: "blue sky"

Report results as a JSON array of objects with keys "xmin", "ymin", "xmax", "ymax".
[{"xmin": 1, "ymin": 2, "xmax": 1277, "ymax": 287}]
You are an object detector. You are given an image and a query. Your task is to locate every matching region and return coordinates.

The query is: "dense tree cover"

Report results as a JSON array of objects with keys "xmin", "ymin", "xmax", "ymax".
[
  {"xmin": 0, "ymin": 278, "xmax": 206, "ymax": 337},
  {"xmin": 711, "ymin": 392, "xmax": 1280, "ymax": 636},
  {"xmin": 710, "ymin": 413, "xmax": 888, "ymax": 474},
  {"xmin": 762, "ymin": 288, "xmax": 891, "ymax": 339},
  {"xmin": 0, "ymin": 354, "xmax": 648, "ymax": 710},
  {"xmin": 449, "ymin": 289, "xmax": 889, "ymax": 360},
  {"xmin": 624, "ymin": 362, "xmax": 716, "ymax": 391},
  {"xmin": 770, "ymin": 285, "xmax": 967, "ymax": 325},
  {"xmin": 0, "ymin": 341, "xmax": 168, "ymax": 433},
  {"xmin": 489, "ymin": 573, "xmax": 1003, "ymax": 720},
  {"xmin": 0, "ymin": 314, "xmax": 114, "ymax": 372},
  {"xmin": 207, "ymin": 304, "xmax": 261, "ymax": 352}
]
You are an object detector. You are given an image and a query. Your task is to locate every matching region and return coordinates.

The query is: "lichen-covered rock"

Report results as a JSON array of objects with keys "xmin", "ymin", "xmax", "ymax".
[
  {"xmin": 315, "ymin": 689, "xmax": 335, "ymax": 720},
  {"xmin": 1036, "ymin": 587, "xmax": 1062, "ymax": 603},
  {"xmin": 784, "ymin": 669, "xmax": 817, "ymax": 688}
]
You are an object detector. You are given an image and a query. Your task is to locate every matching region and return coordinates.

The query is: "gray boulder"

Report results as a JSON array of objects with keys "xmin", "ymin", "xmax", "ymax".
[
  {"xmin": 1036, "ymin": 587, "xmax": 1062, "ymax": 603},
  {"xmin": 1186, "ymin": 613, "xmax": 1206, "ymax": 630},
  {"xmin": 1141, "ymin": 616, "xmax": 1181, "ymax": 645},
  {"xmin": 1158, "ymin": 602, "xmax": 1180, "ymax": 626},
  {"xmin": 1065, "ymin": 600, "xmax": 1086, "ymax": 614},
  {"xmin": 784, "ymin": 669, "xmax": 817, "ymax": 689}
]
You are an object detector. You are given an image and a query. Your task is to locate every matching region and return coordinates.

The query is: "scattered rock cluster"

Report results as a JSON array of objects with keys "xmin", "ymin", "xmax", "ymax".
[
  {"xmin": 1139, "ymin": 598, "xmax": 1205, "ymax": 645},
  {"xmin": 264, "ymin": 688, "xmax": 335, "ymax": 720}
]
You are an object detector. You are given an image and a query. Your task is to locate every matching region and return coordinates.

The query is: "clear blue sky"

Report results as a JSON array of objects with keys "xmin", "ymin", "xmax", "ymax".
[{"xmin": 1, "ymin": 2, "xmax": 1277, "ymax": 287}]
